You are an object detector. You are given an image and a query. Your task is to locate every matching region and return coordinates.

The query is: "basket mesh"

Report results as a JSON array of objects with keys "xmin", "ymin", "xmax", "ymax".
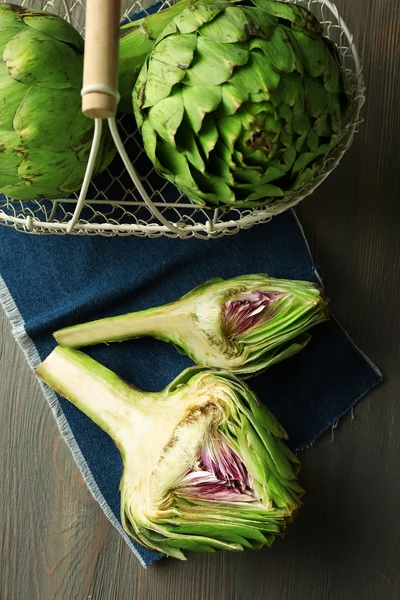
[{"xmin": 0, "ymin": 0, "xmax": 364, "ymax": 237}]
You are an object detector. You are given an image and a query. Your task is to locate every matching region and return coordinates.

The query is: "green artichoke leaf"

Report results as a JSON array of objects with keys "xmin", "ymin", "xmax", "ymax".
[
  {"xmin": 176, "ymin": 124, "xmax": 206, "ymax": 172},
  {"xmin": 3, "ymin": 28, "xmax": 82, "ymax": 89},
  {"xmin": 0, "ymin": 62, "xmax": 27, "ymax": 132},
  {"xmin": 0, "ymin": 145, "xmax": 21, "ymax": 181},
  {"xmin": 0, "ymin": 4, "xmax": 24, "ymax": 24},
  {"xmin": 196, "ymin": 6, "xmax": 247, "ymax": 42},
  {"xmin": 0, "ymin": 25, "xmax": 25, "ymax": 48},
  {"xmin": 172, "ymin": 3, "xmax": 226, "ymax": 35},
  {"xmin": 185, "ymin": 38, "xmax": 248, "ymax": 87},
  {"xmin": 294, "ymin": 131, "xmax": 308, "ymax": 154},
  {"xmin": 239, "ymin": 6, "xmax": 277, "ymax": 39},
  {"xmin": 179, "ymin": 277, "xmax": 225, "ymax": 300},
  {"xmin": 140, "ymin": 34, "xmax": 197, "ymax": 108},
  {"xmin": 182, "ymin": 85, "xmax": 222, "ymax": 133},
  {"xmin": 249, "ymin": 421, "xmax": 300, "ymax": 481},
  {"xmin": 292, "ymin": 28, "xmax": 340, "ymax": 92},
  {"xmin": 232, "ymin": 165, "xmax": 284, "ymax": 186},
  {"xmin": 197, "ymin": 37, "xmax": 250, "ymax": 69},
  {"xmin": 196, "ymin": 114, "xmax": 219, "ymax": 158},
  {"xmin": 236, "ymin": 143, "xmax": 270, "ymax": 170},
  {"xmin": 292, "ymin": 165, "xmax": 318, "ymax": 189},
  {"xmin": 328, "ymin": 93, "xmax": 343, "ymax": 133},
  {"xmin": 229, "ymin": 50, "xmax": 280, "ymax": 93},
  {"xmin": 156, "ymin": 140, "xmax": 202, "ymax": 192},
  {"xmin": 282, "ymin": 144, "xmax": 297, "ymax": 170},
  {"xmin": 59, "ymin": 161, "xmax": 92, "ymax": 195},
  {"xmin": 149, "ymin": 89, "xmax": 184, "ymax": 146},
  {"xmin": 313, "ymin": 109, "xmax": 333, "ymax": 138},
  {"xmin": 217, "ymin": 114, "xmax": 242, "ymax": 151},
  {"xmin": 0, "ymin": 6, "xmax": 24, "ymax": 45},
  {"xmin": 0, "ymin": 179, "xmax": 37, "ymax": 200},
  {"xmin": 132, "ymin": 58, "xmax": 148, "ymax": 119},
  {"xmin": 22, "ymin": 13, "xmax": 83, "ymax": 51},
  {"xmin": 61, "ymin": 130, "xmax": 115, "ymax": 194},
  {"xmin": 69, "ymin": 107, "xmax": 98, "ymax": 154},
  {"xmin": 178, "ymin": 521, "xmax": 264, "ymax": 549},
  {"xmin": 236, "ymin": 431, "xmax": 295, "ymax": 506},
  {"xmin": 200, "ymin": 5, "xmax": 271, "ymax": 43},
  {"xmin": 306, "ymin": 127, "xmax": 319, "ymax": 153},
  {"xmin": 252, "ymin": 0, "xmax": 324, "ymax": 35},
  {"xmin": 237, "ymin": 182, "xmax": 285, "ymax": 201},
  {"xmin": 170, "ymin": 521, "xmax": 270, "ymax": 546},
  {"xmin": 143, "ymin": 61, "xmax": 186, "ymax": 109},
  {"xmin": 152, "ymin": 32, "xmax": 197, "ymax": 70},
  {"xmin": 13, "ymin": 85, "xmax": 79, "ymax": 151},
  {"xmin": 219, "ymin": 141, "xmax": 242, "ymax": 169},
  {"xmin": 190, "ymin": 168, "xmax": 235, "ymax": 204},
  {"xmin": 140, "ymin": 118, "xmax": 158, "ymax": 164},
  {"xmin": 292, "ymin": 111, "xmax": 311, "ymax": 135},
  {"xmin": 220, "ymin": 83, "xmax": 249, "ymax": 116},
  {"xmin": 250, "ymin": 26, "xmax": 303, "ymax": 74},
  {"xmin": 303, "ymin": 75, "xmax": 329, "ymax": 119},
  {"xmin": 18, "ymin": 147, "xmax": 79, "ymax": 197},
  {"xmin": 278, "ymin": 72, "xmax": 305, "ymax": 113},
  {"xmin": 208, "ymin": 154, "xmax": 235, "ymax": 183}
]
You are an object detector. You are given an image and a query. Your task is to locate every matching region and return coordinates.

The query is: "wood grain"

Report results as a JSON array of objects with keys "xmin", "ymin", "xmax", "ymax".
[{"xmin": 1, "ymin": 0, "xmax": 400, "ymax": 598}]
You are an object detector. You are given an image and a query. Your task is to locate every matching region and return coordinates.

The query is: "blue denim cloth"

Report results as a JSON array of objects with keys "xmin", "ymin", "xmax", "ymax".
[
  {"xmin": 0, "ymin": 209, "xmax": 382, "ymax": 565},
  {"xmin": 0, "ymin": 0, "xmax": 382, "ymax": 566}
]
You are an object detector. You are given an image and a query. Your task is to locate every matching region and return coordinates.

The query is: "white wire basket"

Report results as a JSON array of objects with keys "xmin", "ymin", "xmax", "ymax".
[{"xmin": 0, "ymin": 0, "xmax": 365, "ymax": 238}]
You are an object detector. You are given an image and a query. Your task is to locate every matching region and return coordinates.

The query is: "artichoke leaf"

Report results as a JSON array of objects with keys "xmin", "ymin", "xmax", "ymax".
[
  {"xmin": 3, "ymin": 28, "xmax": 82, "ymax": 89},
  {"xmin": 229, "ymin": 51, "xmax": 280, "ymax": 93},
  {"xmin": 196, "ymin": 114, "xmax": 219, "ymax": 158},
  {"xmin": 250, "ymin": 26, "xmax": 302, "ymax": 74},
  {"xmin": 22, "ymin": 13, "xmax": 84, "ymax": 51},
  {"xmin": 149, "ymin": 90, "xmax": 184, "ymax": 146},
  {"xmin": 182, "ymin": 85, "xmax": 222, "ymax": 133},
  {"xmin": 13, "ymin": 85, "xmax": 79, "ymax": 151},
  {"xmin": 185, "ymin": 39, "xmax": 247, "ymax": 87},
  {"xmin": 252, "ymin": 0, "xmax": 324, "ymax": 35}
]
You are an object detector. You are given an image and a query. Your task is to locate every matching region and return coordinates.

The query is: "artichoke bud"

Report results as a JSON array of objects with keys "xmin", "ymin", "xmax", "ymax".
[
  {"xmin": 0, "ymin": 3, "xmax": 115, "ymax": 201},
  {"xmin": 37, "ymin": 346, "xmax": 304, "ymax": 559},
  {"xmin": 54, "ymin": 274, "xmax": 329, "ymax": 377},
  {"xmin": 133, "ymin": 0, "xmax": 351, "ymax": 207}
]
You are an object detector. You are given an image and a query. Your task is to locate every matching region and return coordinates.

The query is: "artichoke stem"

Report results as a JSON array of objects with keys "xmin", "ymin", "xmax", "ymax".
[
  {"xmin": 36, "ymin": 346, "xmax": 146, "ymax": 446},
  {"xmin": 118, "ymin": 0, "xmax": 226, "ymax": 105},
  {"xmin": 53, "ymin": 303, "xmax": 179, "ymax": 348}
]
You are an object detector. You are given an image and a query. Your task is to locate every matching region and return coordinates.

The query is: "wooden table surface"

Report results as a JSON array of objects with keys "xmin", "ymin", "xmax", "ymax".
[{"xmin": 1, "ymin": 0, "xmax": 399, "ymax": 598}]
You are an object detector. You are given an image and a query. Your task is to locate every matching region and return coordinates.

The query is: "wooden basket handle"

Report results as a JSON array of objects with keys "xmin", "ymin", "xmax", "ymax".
[{"xmin": 82, "ymin": 0, "xmax": 121, "ymax": 119}]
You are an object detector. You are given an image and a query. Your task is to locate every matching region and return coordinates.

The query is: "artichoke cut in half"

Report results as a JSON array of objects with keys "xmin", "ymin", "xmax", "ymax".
[
  {"xmin": 133, "ymin": 0, "xmax": 351, "ymax": 207},
  {"xmin": 54, "ymin": 274, "xmax": 329, "ymax": 377},
  {"xmin": 37, "ymin": 346, "xmax": 304, "ymax": 559}
]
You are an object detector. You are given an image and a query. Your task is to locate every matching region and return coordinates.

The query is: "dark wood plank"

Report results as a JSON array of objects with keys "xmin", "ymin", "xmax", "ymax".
[{"xmin": 1, "ymin": 0, "xmax": 399, "ymax": 597}]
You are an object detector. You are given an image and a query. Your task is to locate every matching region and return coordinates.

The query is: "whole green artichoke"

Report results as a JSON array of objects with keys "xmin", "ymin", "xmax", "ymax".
[
  {"xmin": 0, "ymin": 4, "xmax": 114, "ymax": 200},
  {"xmin": 133, "ymin": 0, "xmax": 350, "ymax": 207}
]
